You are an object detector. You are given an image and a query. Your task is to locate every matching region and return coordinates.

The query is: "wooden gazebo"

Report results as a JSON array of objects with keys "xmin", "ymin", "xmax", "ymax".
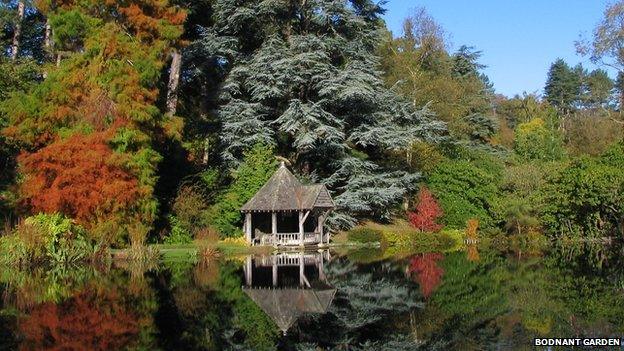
[{"xmin": 240, "ymin": 162, "xmax": 335, "ymax": 246}]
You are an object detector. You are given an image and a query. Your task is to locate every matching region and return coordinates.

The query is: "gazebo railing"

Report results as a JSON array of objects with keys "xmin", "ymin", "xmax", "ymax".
[
  {"xmin": 259, "ymin": 232, "xmax": 320, "ymax": 246},
  {"xmin": 276, "ymin": 232, "xmax": 300, "ymax": 244},
  {"xmin": 256, "ymin": 253, "xmax": 321, "ymax": 266}
]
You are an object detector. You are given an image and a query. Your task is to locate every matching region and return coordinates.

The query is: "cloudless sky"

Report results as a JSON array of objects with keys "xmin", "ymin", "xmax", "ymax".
[{"xmin": 381, "ymin": 0, "xmax": 612, "ymax": 97}]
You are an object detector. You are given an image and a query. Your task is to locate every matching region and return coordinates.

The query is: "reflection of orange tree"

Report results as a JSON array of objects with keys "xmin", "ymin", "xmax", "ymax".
[
  {"xmin": 408, "ymin": 253, "xmax": 445, "ymax": 298},
  {"xmin": 466, "ymin": 219, "xmax": 480, "ymax": 262},
  {"xmin": 18, "ymin": 287, "xmax": 146, "ymax": 350}
]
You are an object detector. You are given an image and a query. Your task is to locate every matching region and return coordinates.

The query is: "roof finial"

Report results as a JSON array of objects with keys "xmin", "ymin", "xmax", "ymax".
[{"xmin": 275, "ymin": 156, "xmax": 290, "ymax": 168}]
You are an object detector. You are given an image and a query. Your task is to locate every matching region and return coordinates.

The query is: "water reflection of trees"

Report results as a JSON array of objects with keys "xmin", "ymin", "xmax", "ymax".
[
  {"xmin": 0, "ymin": 264, "xmax": 159, "ymax": 350},
  {"xmin": 1, "ymin": 246, "xmax": 623, "ymax": 350},
  {"xmin": 284, "ymin": 258, "xmax": 422, "ymax": 349},
  {"xmin": 416, "ymin": 249, "xmax": 624, "ymax": 349},
  {"xmin": 146, "ymin": 249, "xmax": 624, "ymax": 349},
  {"xmin": 18, "ymin": 287, "xmax": 143, "ymax": 350},
  {"xmin": 152, "ymin": 258, "xmax": 279, "ymax": 351},
  {"xmin": 407, "ymin": 253, "xmax": 445, "ymax": 299}
]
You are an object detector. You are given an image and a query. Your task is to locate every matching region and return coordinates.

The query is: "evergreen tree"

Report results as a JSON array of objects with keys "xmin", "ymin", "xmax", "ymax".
[
  {"xmin": 452, "ymin": 45, "xmax": 485, "ymax": 78},
  {"xmin": 583, "ymin": 69, "xmax": 614, "ymax": 108},
  {"xmin": 195, "ymin": 0, "xmax": 445, "ymax": 228},
  {"xmin": 544, "ymin": 59, "xmax": 581, "ymax": 112},
  {"xmin": 0, "ymin": 0, "xmax": 45, "ymax": 227}
]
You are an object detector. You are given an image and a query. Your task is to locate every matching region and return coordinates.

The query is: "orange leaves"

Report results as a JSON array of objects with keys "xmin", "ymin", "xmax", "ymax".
[
  {"xmin": 17, "ymin": 130, "xmax": 139, "ymax": 225},
  {"xmin": 408, "ymin": 253, "xmax": 445, "ymax": 299},
  {"xmin": 114, "ymin": 1, "xmax": 186, "ymax": 44},
  {"xmin": 5, "ymin": 0, "xmax": 187, "ymax": 241},
  {"xmin": 18, "ymin": 288, "xmax": 143, "ymax": 350},
  {"xmin": 44, "ymin": 0, "xmax": 186, "ymax": 42}
]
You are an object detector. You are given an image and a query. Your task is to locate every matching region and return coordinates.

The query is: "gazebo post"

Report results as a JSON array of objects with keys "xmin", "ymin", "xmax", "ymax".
[
  {"xmin": 299, "ymin": 251, "xmax": 304, "ymax": 286},
  {"xmin": 271, "ymin": 212, "xmax": 277, "ymax": 244},
  {"xmin": 272, "ymin": 255, "xmax": 278, "ymax": 286},
  {"xmin": 317, "ymin": 212, "xmax": 324, "ymax": 244},
  {"xmin": 299, "ymin": 211, "xmax": 304, "ymax": 245},
  {"xmin": 245, "ymin": 256, "xmax": 252, "ymax": 286},
  {"xmin": 318, "ymin": 252, "xmax": 326, "ymax": 281},
  {"xmin": 244, "ymin": 212, "xmax": 252, "ymax": 244}
]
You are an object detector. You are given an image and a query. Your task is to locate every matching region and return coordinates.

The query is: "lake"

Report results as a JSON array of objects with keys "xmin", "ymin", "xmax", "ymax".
[{"xmin": 1, "ymin": 245, "xmax": 623, "ymax": 350}]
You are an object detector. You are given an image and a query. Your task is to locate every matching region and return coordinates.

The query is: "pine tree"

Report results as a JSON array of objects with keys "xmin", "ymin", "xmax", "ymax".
[
  {"xmin": 452, "ymin": 45, "xmax": 485, "ymax": 78},
  {"xmin": 544, "ymin": 59, "xmax": 582, "ymax": 112},
  {"xmin": 194, "ymin": 0, "xmax": 445, "ymax": 228},
  {"xmin": 583, "ymin": 69, "xmax": 614, "ymax": 108}
]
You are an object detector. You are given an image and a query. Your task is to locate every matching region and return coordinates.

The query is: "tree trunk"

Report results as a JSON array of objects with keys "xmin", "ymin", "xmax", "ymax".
[
  {"xmin": 43, "ymin": 18, "xmax": 53, "ymax": 78},
  {"xmin": 166, "ymin": 49, "xmax": 182, "ymax": 115},
  {"xmin": 45, "ymin": 18, "xmax": 53, "ymax": 52},
  {"xmin": 11, "ymin": 1, "xmax": 25, "ymax": 61},
  {"xmin": 202, "ymin": 139, "xmax": 210, "ymax": 165}
]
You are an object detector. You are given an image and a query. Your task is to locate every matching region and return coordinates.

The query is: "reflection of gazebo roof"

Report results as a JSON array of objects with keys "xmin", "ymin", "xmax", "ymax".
[{"xmin": 243, "ymin": 287, "xmax": 337, "ymax": 333}]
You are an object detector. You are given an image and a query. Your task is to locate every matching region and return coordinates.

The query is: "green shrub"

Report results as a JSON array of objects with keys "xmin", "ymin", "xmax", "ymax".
[
  {"xmin": 407, "ymin": 230, "xmax": 460, "ymax": 253},
  {"xmin": 0, "ymin": 213, "xmax": 99, "ymax": 266},
  {"xmin": 381, "ymin": 225, "xmax": 415, "ymax": 249},
  {"xmin": 209, "ymin": 144, "xmax": 277, "ymax": 238},
  {"xmin": 514, "ymin": 117, "xmax": 566, "ymax": 161},
  {"xmin": 171, "ymin": 185, "xmax": 210, "ymax": 237},
  {"xmin": 164, "ymin": 215, "xmax": 193, "ymax": 245},
  {"xmin": 347, "ymin": 227, "xmax": 383, "ymax": 243},
  {"xmin": 363, "ymin": 221, "xmax": 463, "ymax": 255},
  {"xmin": 541, "ymin": 155, "xmax": 624, "ymax": 241},
  {"xmin": 428, "ymin": 160, "xmax": 500, "ymax": 228},
  {"xmin": 439, "ymin": 229, "xmax": 464, "ymax": 251}
]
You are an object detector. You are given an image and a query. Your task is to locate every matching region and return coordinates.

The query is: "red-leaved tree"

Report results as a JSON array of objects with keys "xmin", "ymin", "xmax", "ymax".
[
  {"xmin": 408, "ymin": 186, "xmax": 443, "ymax": 232},
  {"xmin": 17, "ymin": 131, "xmax": 140, "ymax": 226},
  {"xmin": 407, "ymin": 253, "xmax": 445, "ymax": 299}
]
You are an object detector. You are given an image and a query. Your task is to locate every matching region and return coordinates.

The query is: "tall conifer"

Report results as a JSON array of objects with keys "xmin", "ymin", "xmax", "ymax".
[{"xmin": 195, "ymin": 0, "xmax": 445, "ymax": 227}]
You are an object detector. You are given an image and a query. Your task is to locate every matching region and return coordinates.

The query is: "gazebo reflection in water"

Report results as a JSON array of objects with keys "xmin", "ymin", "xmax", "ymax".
[{"xmin": 242, "ymin": 250, "xmax": 336, "ymax": 335}]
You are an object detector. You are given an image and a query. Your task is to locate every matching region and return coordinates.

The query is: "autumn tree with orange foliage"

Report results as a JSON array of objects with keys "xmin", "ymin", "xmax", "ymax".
[
  {"xmin": 407, "ymin": 253, "xmax": 445, "ymax": 299},
  {"xmin": 407, "ymin": 186, "xmax": 444, "ymax": 232},
  {"xmin": 1, "ymin": 0, "xmax": 186, "ymax": 244},
  {"xmin": 18, "ymin": 131, "xmax": 139, "ymax": 226}
]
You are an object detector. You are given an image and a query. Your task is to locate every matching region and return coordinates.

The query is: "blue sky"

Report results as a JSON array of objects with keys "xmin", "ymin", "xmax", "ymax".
[{"xmin": 381, "ymin": 0, "xmax": 612, "ymax": 97}]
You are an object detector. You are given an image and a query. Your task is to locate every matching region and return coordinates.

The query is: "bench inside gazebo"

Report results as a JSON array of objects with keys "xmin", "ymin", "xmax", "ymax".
[{"xmin": 240, "ymin": 162, "xmax": 335, "ymax": 246}]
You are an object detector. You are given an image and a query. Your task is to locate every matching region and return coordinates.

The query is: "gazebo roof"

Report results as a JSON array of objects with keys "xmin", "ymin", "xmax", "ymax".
[
  {"xmin": 241, "ymin": 163, "xmax": 335, "ymax": 212},
  {"xmin": 242, "ymin": 287, "xmax": 337, "ymax": 333}
]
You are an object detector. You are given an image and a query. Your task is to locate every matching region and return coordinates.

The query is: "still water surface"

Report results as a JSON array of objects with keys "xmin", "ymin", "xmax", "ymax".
[{"xmin": 1, "ymin": 247, "xmax": 623, "ymax": 350}]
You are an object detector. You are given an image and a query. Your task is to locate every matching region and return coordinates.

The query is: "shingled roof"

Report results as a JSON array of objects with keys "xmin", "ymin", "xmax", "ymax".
[
  {"xmin": 242, "ymin": 287, "xmax": 337, "ymax": 333},
  {"xmin": 241, "ymin": 163, "xmax": 335, "ymax": 212}
]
